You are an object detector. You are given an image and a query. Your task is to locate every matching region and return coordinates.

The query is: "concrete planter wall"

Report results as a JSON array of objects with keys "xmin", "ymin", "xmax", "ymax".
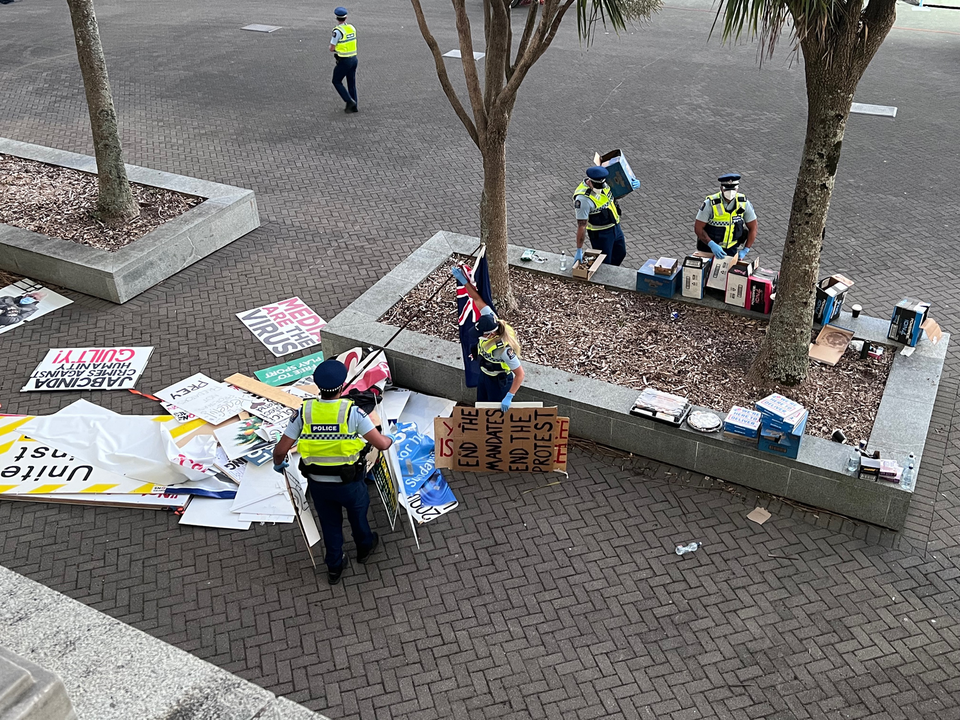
[
  {"xmin": 0, "ymin": 138, "xmax": 259, "ymax": 303},
  {"xmin": 324, "ymin": 231, "xmax": 949, "ymax": 531}
]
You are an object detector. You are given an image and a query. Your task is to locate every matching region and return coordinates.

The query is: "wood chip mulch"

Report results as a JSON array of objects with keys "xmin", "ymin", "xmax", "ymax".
[
  {"xmin": 380, "ymin": 259, "xmax": 894, "ymax": 445},
  {"xmin": 0, "ymin": 154, "xmax": 203, "ymax": 252}
]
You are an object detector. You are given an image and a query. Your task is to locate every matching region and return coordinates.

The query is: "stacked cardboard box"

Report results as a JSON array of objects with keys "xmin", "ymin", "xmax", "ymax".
[
  {"xmin": 636, "ymin": 259, "xmax": 681, "ymax": 298},
  {"xmin": 748, "ymin": 268, "xmax": 778, "ymax": 314},
  {"xmin": 755, "ymin": 394, "xmax": 808, "ymax": 459},
  {"xmin": 888, "ymin": 298, "xmax": 940, "ymax": 347},
  {"xmin": 682, "ymin": 253, "xmax": 712, "ymax": 299},
  {"xmin": 723, "ymin": 406, "xmax": 761, "ymax": 440},
  {"xmin": 594, "ymin": 149, "xmax": 641, "ymax": 198}
]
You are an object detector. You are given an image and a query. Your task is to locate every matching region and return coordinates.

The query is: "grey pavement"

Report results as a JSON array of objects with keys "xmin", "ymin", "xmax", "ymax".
[{"xmin": 1, "ymin": 0, "xmax": 960, "ymax": 718}]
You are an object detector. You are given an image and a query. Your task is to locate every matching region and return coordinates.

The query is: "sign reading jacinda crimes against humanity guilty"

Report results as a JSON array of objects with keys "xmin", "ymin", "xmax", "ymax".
[
  {"xmin": 236, "ymin": 298, "xmax": 326, "ymax": 357},
  {"xmin": 434, "ymin": 406, "xmax": 569, "ymax": 473},
  {"xmin": 21, "ymin": 347, "xmax": 154, "ymax": 392}
]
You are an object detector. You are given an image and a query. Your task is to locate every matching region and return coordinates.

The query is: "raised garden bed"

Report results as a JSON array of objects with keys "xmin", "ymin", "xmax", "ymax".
[
  {"xmin": 323, "ymin": 232, "xmax": 949, "ymax": 531},
  {"xmin": 0, "ymin": 138, "xmax": 259, "ymax": 303}
]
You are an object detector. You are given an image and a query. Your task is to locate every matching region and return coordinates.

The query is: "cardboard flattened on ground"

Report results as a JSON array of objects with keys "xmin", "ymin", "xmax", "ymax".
[
  {"xmin": 747, "ymin": 507, "xmax": 772, "ymax": 525},
  {"xmin": 235, "ymin": 297, "xmax": 326, "ymax": 357},
  {"xmin": 156, "ymin": 373, "xmax": 247, "ymax": 425},
  {"xmin": 223, "ymin": 374, "xmax": 301, "ymax": 409},
  {"xmin": 21, "ymin": 347, "xmax": 154, "ymax": 392},
  {"xmin": 434, "ymin": 406, "xmax": 569, "ymax": 473},
  {"xmin": 254, "ymin": 351, "xmax": 325, "ymax": 386},
  {"xmin": 0, "ymin": 278, "xmax": 73, "ymax": 336},
  {"xmin": 809, "ymin": 325, "xmax": 855, "ymax": 366},
  {"xmin": 179, "ymin": 496, "xmax": 252, "ymax": 530}
]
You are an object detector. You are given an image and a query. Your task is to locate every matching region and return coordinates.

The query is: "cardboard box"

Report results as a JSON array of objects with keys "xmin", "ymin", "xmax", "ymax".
[
  {"xmin": 808, "ymin": 324, "xmax": 855, "ymax": 366},
  {"xmin": 748, "ymin": 268, "xmax": 778, "ymax": 314},
  {"xmin": 758, "ymin": 434, "xmax": 802, "ymax": 460},
  {"xmin": 636, "ymin": 259, "xmax": 681, "ymax": 298},
  {"xmin": 572, "ymin": 249, "xmax": 606, "ymax": 280},
  {"xmin": 723, "ymin": 406, "xmax": 762, "ymax": 438},
  {"xmin": 887, "ymin": 298, "xmax": 931, "ymax": 347},
  {"xmin": 654, "ymin": 257, "xmax": 679, "ymax": 275},
  {"xmin": 681, "ymin": 254, "xmax": 712, "ymax": 300},
  {"xmin": 706, "ymin": 254, "xmax": 758, "ymax": 292},
  {"xmin": 725, "ymin": 261, "xmax": 755, "ymax": 308},
  {"xmin": 814, "ymin": 274, "xmax": 854, "ymax": 324},
  {"xmin": 594, "ymin": 149, "xmax": 640, "ymax": 198}
]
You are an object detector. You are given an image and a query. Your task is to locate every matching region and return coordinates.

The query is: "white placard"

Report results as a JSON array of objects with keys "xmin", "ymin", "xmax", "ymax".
[
  {"xmin": 235, "ymin": 297, "xmax": 326, "ymax": 357},
  {"xmin": 21, "ymin": 347, "xmax": 154, "ymax": 392},
  {"xmin": 0, "ymin": 279, "xmax": 73, "ymax": 336},
  {"xmin": 156, "ymin": 373, "xmax": 247, "ymax": 425}
]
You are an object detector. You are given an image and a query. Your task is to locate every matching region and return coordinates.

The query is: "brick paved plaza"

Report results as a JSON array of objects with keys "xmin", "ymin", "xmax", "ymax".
[{"xmin": 2, "ymin": 0, "xmax": 960, "ymax": 717}]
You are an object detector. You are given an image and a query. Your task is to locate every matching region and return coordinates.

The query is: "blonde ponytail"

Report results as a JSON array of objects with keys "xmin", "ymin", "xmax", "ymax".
[{"xmin": 498, "ymin": 320, "xmax": 521, "ymax": 358}]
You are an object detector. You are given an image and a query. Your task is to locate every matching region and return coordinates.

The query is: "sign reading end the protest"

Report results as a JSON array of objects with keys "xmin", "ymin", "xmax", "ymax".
[
  {"xmin": 434, "ymin": 406, "xmax": 569, "ymax": 473},
  {"xmin": 21, "ymin": 347, "xmax": 154, "ymax": 392}
]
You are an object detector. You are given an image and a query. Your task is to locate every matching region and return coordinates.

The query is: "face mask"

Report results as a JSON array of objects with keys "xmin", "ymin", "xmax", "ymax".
[
  {"xmin": 721, "ymin": 189, "xmax": 738, "ymax": 201},
  {"xmin": 19, "ymin": 297, "xmax": 37, "ymax": 305}
]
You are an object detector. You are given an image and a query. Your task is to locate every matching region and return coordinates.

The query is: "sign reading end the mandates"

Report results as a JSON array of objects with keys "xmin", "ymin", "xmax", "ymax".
[
  {"xmin": 236, "ymin": 297, "xmax": 326, "ymax": 357},
  {"xmin": 254, "ymin": 351, "xmax": 325, "ymax": 387},
  {"xmin": 21, "ymin": 347, "xmax": 154, "ymax": 392}
]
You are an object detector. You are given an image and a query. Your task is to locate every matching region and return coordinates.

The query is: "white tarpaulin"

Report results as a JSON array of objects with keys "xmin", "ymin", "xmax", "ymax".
[
  {"xmin": 20, "ymin": 399, "xmax": 213, "ymax": 485},
  {"xmin": 398, "ymin": 392, "xmax": 457, "ymax": 439},
  {"xmin": 21, "ymin": 347, "xmax": 154, "ymax": 392}
]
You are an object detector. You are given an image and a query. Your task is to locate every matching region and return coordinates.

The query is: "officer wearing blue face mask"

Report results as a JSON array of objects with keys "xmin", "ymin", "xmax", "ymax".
[
  {"xmin": 694, "ymin": 173, "xmax": 758, "ymax": 260},
  {"xmin": 573, "ymin": 166, "xmax": 627, "ymax": 266}
]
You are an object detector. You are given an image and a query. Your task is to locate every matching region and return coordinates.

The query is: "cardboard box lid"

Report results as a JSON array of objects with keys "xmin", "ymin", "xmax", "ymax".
[
  {"xmin": 683, "ymin": 254, "xmax": 711, "ymax": 269},
  {"xmin": 820, "ymin": 273, "xmax": 855, "ymax": 290},
  {"xmin": 808, "ymin": 325, "xmax": 855, "ymax": 366},
  {"xmin": 895, "ymin": 297, "xmax": 931, "ymax": 313},
  {"xmin": 655, "ymin": 257, "xmax": 679, "ymax": 274},
  {"xmin": 921, "ymin": 317, "xmax": 943, "ymax": 344},
  {"xmin": 755, "ymin": 393, "xmax": 805, "ymax": 420},
  {"xmin": 725, "ymin": 405, "xmax": 762, "ymax": 429},
  {"xmin": 594, "ymin": 149, "xmax": 623, "ymax": 165}
]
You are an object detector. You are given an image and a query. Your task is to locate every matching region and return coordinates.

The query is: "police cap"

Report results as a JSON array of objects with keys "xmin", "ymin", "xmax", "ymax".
[
  {"xmin": 585, "ymin": 166, "xmax": 609, "ymax": 181},
  {"xmin": 313, "ymin": 359, "xmax": 349, "ymax": 392},
  {"xmin": 475, "ymin": 314, "xmax": 498, "ymax": 335},
  {"xmin": 718, "ymin": 173, "xmax": 741, "ymax": 186},
  {"xmin": 334, "ymin": 6, "xmax": 348, "ymax": 17}
]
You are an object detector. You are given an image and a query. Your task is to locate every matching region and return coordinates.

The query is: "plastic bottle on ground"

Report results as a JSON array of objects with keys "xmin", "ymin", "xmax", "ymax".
[
  {"xmin": 675, "ymin": 541, "xmax": 701, "ymax": 555},
  {"xmin": 560, "ymin": 250, "xmax": 567, "ymax": 271}
]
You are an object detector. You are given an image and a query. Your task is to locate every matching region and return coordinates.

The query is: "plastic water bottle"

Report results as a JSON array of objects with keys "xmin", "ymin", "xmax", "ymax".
[
  {"xmin": 846, "ymin": 451, "xmax": 859, "ymax": 474},
  {"xmin": 902, "ymin": 453, "xmax": 916, "ymax": 491},
  {"xmin": 560, "ymin": 250, "xmax": 567, "ymax": 271},
  {"xmin": 675, "ymin": 541, "xmax": 701, "ymax": 555}
]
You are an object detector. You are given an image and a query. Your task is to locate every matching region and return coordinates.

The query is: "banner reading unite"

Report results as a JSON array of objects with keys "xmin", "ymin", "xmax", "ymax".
[{"xmin": 21, "ymin": 347, "xmax": 154, "ymax": 392}]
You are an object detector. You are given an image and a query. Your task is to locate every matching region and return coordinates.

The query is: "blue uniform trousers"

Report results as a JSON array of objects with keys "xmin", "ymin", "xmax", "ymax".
[
  {"xmin": 477, "ymin": 371, "xmax": 513, "ymax": 403},
  {"xmin": 307, "ymin": 478, "xmax": 375, "ymax": 570},
  {"xmin": 332, "ymin": 56, "xmax": 358, "ymax": 106},
  {"xmin": 588, "ymin": 224, "xmax": 626, "ymax": 266}
]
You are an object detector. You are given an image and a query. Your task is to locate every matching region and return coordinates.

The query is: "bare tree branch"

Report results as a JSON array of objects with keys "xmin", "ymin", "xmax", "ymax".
[
  {"xmin": 410, "ymin": 0, "xmax": 480, "ymax": 147},
  {"xmin": 511, "ymin": 1, "xmax": 541, "ymax": 79},
  {"xmin": 485, "ymin": 0, "xmax": 511, "ymax": 109},
  {"xmin": 500, "ymin": 0, "xmax": 571, "ymax": 104},
  {"xmin": 452, "ymin": 0, "xmax": 488, "ymax": 136}
]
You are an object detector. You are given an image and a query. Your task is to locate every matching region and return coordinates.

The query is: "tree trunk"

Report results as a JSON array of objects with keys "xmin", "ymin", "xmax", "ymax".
[
  {"xmin": 748, "ymin": 49, "xmax": 860, "ymax": 386},
  {"xmin": 66, "ymin": 0, "xmax": 139, "ymax": 223},
  {"xmin": 479, "ymin": 123, "xmax": 517, "ymax": 313}
]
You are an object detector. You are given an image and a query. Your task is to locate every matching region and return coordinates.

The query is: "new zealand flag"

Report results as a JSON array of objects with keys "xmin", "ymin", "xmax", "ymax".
[{"xmin": 455, "ymin": 256, "xmax": 496, "ymax": 388}]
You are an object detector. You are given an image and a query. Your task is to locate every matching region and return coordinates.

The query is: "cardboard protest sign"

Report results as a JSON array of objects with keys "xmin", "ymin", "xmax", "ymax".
[
  {"xmin": 254, "ymin": 351, "xmax": 325, "ymax": 386},
  {"xmin": 0, "ymin": 278, "xmax": 73, "ymax": 336},
  {"xmin": 21, "ymin": 347, "xmax": 153, "ymax": 392},
  {"xmin": 434, "ymin": 406, "xmax": 569, "ymax": 473},
  {"xmin": 156, "ymin": 373, "xmax": 247, "ymax": 425},
  {"xmin": 236, "ymin": 297, "xmax": 326, "ymax": 357},
  {"xmin": 370, "ymin": 449, "xmax": 400, "ymax": 530}
]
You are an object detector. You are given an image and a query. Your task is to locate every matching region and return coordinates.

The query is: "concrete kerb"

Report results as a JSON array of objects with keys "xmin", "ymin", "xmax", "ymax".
[
  {"xmin": 0, "ymin": 137, "xmax": 260, "ymax": 303},
  {"xmin": 325, "ymin": 231, "xmax": 950, "ymax": 531}
]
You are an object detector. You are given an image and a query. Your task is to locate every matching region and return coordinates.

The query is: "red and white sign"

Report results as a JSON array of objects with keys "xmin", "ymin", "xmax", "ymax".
[
  {"xmin": 21, "ymin": 347, "xmax": 154, "ymax": 392},
  {"xmin": 236, "ymin": 297, "xmax": 326, "ymax": 357}
]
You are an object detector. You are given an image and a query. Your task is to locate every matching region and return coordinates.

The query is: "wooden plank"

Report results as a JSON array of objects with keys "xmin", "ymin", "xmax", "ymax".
[{"xmin": 223, "ymin": 373, "xmax": 301, "ymax": 409}]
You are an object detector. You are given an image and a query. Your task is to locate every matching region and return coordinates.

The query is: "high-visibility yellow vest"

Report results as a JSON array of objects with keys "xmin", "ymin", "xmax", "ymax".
[
  {"xmin": 334, "ymin": 23, "xmax": 357, "ymax": 57},
  {"xmin": 478, "ymin": 327, "xmax": 517, "ymax": 376},
  {"xmin": 573, "ymin": 182, "xmax": 620, "ymax": 232},
  {"xmin": 297, "ymin": 399, "xmax": 367, "ymax": 468},
  {"xmin": 704, "ymin": 192, "xmax": 748, "ymax": 248}
]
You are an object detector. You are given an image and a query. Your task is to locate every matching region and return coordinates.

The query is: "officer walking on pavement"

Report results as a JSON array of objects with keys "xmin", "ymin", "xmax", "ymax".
[
  {"xmin": 451, "ymin": 266, "xmax": 526, "ymax": 412},
  {"xmin": 694, "ymin": 173, "xmax": 758, "ymax": 260},
  {"xmin": 272, "ymin": 360, "xmax": 395, "ymax": 585},
  {"xmin": 330, "ymin": 7, "xmax": 359, "ymax": 113},
  {"xmin": 573, "ymin": 166, "xmax": 627, "ymax": 266}
]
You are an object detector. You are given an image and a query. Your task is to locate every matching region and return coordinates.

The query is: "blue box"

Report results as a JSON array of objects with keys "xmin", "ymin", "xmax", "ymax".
[
  {"xmin": 758, "ymin": 434, "xmax": 802, "ymax": 460},
  {"xmin": 595, "ymin": 149, "xmax": 640, "ymax": 199},
  {"xmin": 759, "ymin": 408, "xmax": 808, "ymax": 436},
  {"xmin": 888, "ymin": 298, "xmax": 930, "ymax": 347},
  {"xmin": 636, "ymin": 260, "xmax": 681, "ymax": 298},
  {"xmin": 723, "ymin": 406, "xmax": 761, "ymax": 438},
  {"xmin": 813, "ymin": 274, "xmax": 853, "ymax": 325}
]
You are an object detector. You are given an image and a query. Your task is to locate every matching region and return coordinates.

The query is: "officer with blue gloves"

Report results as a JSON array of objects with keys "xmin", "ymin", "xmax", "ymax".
[
  {"xmin": 451, "ymin": 266, "xmax": 526, "ymax": 413},
  {"xmin": 573, "ymin": 166, "xmax": 627, "ymax": 266},
  {"xmin": 271, "ymin": 359, "xmax": 395, "ymax": 585},
  {"xmin": 694, "ymin": 173, "xmax": 758, "ymax": 260},
  {"xmin": 329, "ymin": 7, "xmax": 359, "ymax": 113}
]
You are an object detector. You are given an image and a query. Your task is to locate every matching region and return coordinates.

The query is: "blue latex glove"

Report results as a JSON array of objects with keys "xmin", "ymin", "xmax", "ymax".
[
  {"xmin": 574, "ymin": 247, "xmax": 584, "ymax": 264},
  {"xmin": 451, "ymin": 266, "xmax": 468, "ymax": 286},
  {"xmin": 384, "ymin": 432, "xmax": 398, "ymax": 445},
  {"xmin": 500, "ymin": 392, "xmax": 515, "ymax": 413},
  {"xmin": 707, "ymin": 240, "xmax": 726, "ymax": 260},
  {"xmin": 272, "ymin": 460, "xmax": 289, "ymax": 474},
  {"xmin": 738, "ymin": 246, "xmax": 750, "ymax": 261}
]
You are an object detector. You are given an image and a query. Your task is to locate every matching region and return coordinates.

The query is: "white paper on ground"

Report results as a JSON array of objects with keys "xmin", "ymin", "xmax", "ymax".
[
  {"xmin": 231, "ymin": 462, "xmax": 294, "ymax": 516},
  {"xmin": 238, "ymin": 513, "xmax": 295, "ymax": 523},
  {"xmin": 398, "ymin": 392, "xmax": 457, "ymax": 439},
  {"xmin": 20, "ymin": 399, "xmax": 210, "ymax": 485},
  {"xmin": 155, "ymin": 374, "xmax": 247, "ymax": 425},
  {"xmin": 380, "ymin": 389, "xmax": 412, "ymax": 424},
  {"xmin": 179, "ymin": 497, "xmax": 252, "ymax": 530}
]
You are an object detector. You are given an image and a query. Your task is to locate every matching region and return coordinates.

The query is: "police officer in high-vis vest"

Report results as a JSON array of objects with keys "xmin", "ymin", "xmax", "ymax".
[
  {"xmin": 451, "ymin": 266, "xmax": 526, "ymax": 412},
  {"xmin": 694, "ymin": 173, "xmax": 758, "ymax": 260},
  {"xmin": 272, "ymin": 360, "xmax": 395, "ymax": 585},
  {"xmin": 329, "ymin": 7, "xmax": 359, "ymax": 113},
  {"xmin": 574, "ymin": 166, "xmax": 627, "ymax": 266}
]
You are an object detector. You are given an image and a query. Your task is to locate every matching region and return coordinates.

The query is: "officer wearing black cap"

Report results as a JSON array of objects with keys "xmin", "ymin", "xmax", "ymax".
[
  {"xmin": 451, "ymin": 266, "xmax": 525, "ymax": 412},
  {"xmin": 330, "ymin": 6, "xmax": 359, "ymax": 113},
  {"xmin": 694, "ymin": 173, "xmax": 758, "ymax": 260},
  {"xmin": 272, "ymin": 359, "xmax": 395, "ymax": 585},
  {"xmin": 573, "ymin": 166, "xmax": 626, "ymax": 266}
]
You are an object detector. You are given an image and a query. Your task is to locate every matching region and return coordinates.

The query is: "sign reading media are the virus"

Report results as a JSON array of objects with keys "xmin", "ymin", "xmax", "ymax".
[
  {"xmin": 236, "ymin": 298, "xmax": 326, "ymax": 357},
  {"xmin": 21, "ymin": 347, "xmax": 154, "ymax": 392}
]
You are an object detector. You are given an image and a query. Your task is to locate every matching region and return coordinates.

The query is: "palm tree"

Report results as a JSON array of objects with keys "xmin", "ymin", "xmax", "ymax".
[
  {"xmin": 715, "ymin": 0, "xmax": 898, "ymax": 385},
  {"xmin": 410, "ymin": 0, "xmax": 660, "ymax": 311}
]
